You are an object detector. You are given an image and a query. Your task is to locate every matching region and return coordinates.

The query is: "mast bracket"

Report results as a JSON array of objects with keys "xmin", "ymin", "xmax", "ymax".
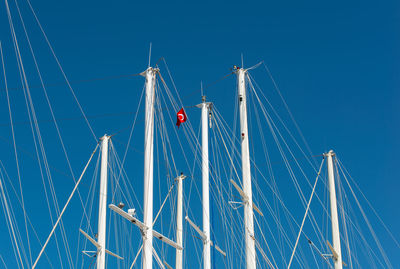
[
  {"xmin": 110, "ymin": 204, "xmax": 183, "ymax": 250},
  {"xmin": 230, "ymin": 179, "xmax": 264, "ymax": 216}
]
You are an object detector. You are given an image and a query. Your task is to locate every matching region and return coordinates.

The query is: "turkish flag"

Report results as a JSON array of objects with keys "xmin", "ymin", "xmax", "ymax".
[{"xmin": 176, "ymin": 108, "xmax": 187, "ymax": 128}]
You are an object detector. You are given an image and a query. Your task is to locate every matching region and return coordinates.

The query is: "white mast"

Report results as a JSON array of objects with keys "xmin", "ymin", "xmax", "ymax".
[
  {"xmin": 97, "ymin": 135, "xmax": 110, "ymax": 269},
  {"xmin": 142, "ymin": 67, "xmax": 157, "ymax": 269},
  {"xmin": 236, "ymin": 67, "xmax": 257, "ymax": 269},
  {"xmin": 200, "ymin": 96, "xmax": 212, "ymax": 269},
  {"xmin": 175, "ymin": 173, "xmax": 186, "ymax": 269},
  {"xmin": 325, "ymin": 150, "xmax": 343, "ymax": 269}
]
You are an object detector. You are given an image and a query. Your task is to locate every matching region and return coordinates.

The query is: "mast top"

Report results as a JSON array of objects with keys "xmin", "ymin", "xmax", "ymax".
[
  {"xmin": 324, "ymin": 150, "xmax": 335, "ymax": 158},
  {"xmin": 175, "ymin": 172, "xmax": 187, "ymax": 182},
  {"xmin": 140, "ymin": 66, "xmax": 159, "ymax": 77},
  {"xmin": 233, "ymin": 65, "xmax": 246, "ymax": 73},
  {"xmin": 196, "ymin": 98, "xmax": 212, "ymax": 109},
  {"xmin": 100, "ymin": 134, "xmax": 110, "ymax": 141},
  {"xmin": 233, "ymin": 61, "xmax": 263, "ymax": 73}
]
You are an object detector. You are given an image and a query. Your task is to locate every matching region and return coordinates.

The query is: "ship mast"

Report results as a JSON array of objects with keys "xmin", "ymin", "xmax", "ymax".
[
  {"xmin": 325, "ymin": 150, "xmax": 343, "ymax": 269},
  {"xmin": 184, "ymin": 96, "xmax": 227, "ymax": 267},
  {"xmin": 97, "ymin": 135, "xmax": 109, "ymax": 269},
  {"xmin": 110, "ymin": 65, "xmax": 182, "ymax": 268},
  {"xmin": 236, "ymin": 67, "xmax": 257, "ymax": 269},
  {"xmin": 142, "ymin": 67, "xmax": 157, "ymax": 269},
  {"xmin": 175, "ymin": 173, "xmax": 186, "ymax": 269},
  {"xmin": 200, "ymin": 96, "xmax": 212, "ymax": 269}
]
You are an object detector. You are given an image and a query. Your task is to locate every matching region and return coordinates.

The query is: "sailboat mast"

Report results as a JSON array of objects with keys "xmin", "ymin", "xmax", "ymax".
[
  {"xmin": 237, "ymin": 68, "xmax": 257, "ymax": 269},
  {"xmin": 97, "ymin": 135, "xmax": 110, "ymax": 269},
  {"xmin": 142, "ymin": 67, "xmax": 157, "ymax": 269},
  {"xmin": 325, "ymin": 150, "xmax": 343, "ymax": 269},
  {"xmin": 176, "ymin": 173, "xmax": 185, "ymax": 269},
  {"xmin": 201, "ymin": 96, "xmax": 212, "ymax": 269}
]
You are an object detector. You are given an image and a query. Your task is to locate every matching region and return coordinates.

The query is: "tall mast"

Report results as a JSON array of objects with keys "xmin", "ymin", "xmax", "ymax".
[
  {"xmin": 142, "ymin": 67, "xmax": 157, "ymax": 269},
  {"xmin": 325, "ymin": 150, "xmax": 343, "ymax": 269},
  {"xmin": 200, "ymin": 96, "xmax": 212, "ymax": 269},
  {"xmin": 97, "ymin": 135, "xmax": 110, "ymax": 269},
  {"xmin": 236, "ymin": 67, "xmax": 257, "ymax": 269},
  {"xmin": 175, "ymin": 173, "xmax": 186, "ymax": 269}
]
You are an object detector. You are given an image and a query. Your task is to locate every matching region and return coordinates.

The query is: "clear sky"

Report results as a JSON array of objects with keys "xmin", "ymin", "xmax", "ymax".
[{"xmin": 0, "ymin": 0, "xmax": 399, "ymax": 268}]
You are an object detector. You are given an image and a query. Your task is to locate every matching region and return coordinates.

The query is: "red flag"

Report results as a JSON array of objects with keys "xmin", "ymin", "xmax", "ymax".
[{"xmin": 176, "ymin": 108, "xmax": 187, "ymax": 128}]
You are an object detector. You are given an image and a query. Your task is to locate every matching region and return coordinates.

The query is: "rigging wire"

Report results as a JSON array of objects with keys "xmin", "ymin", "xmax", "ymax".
[
  {"xmin": 13, "ymin": 0, "xmax": 94, "ymax": 253},
  {"xmin": 287, "ymin": 158, "xmax": 324, "ymax": 269},
  {"xmin": 1, "ymin": 11, "xmax": 31, "ymax": 263},
  {"xmin": 0, "ymin": 160, "xmax": 24, "ymax": 269},
  {"xmin": 76, "ymin": 151, "xmax": 101, "ymax": 269},
  {"xmin": 32, "ymin": 143, "xmax": 99, "ymax": 269},
  {"xmin": 212, "ymin": 77, "xmax": 338, "ymax": 266},
  {"xmin": 0, "ymin": 255, "xmax": 8, "ymax": 269},
  {"xmin": 0, "ymin": 29, "xmax": 393, "ymax": 267},
  {"xmin": 25, "ymin": 0, "xmax": 97, "ymax": 141},
  {"xmin": 0, "ymin": 160, "xmax": 55, "ymax": 268},
  {"xmin": 0, "ymin": 72, "xmax": 142, "ymax": 92},
  {"xmin": 335, "ymin": 160, "xmax": 353, "ymax": 268},
  {"xmin": 248, "ymin": 74, "xmax": 328, "ymax": 248},
  {"xmin": 337, "ymin": 159, "xmax": 393, "ymax": 268},
  {"xmin": 338, "ymin": 158, "xmax": 400, "ymax": 249},
  {"xmin": 262, "ymin": 62, "xmax": 317, "ymax": 168}
]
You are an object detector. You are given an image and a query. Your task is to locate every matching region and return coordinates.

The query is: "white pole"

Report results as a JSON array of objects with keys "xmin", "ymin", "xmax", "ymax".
[
  {"xmin": 176, "ymin": 173, "xmax": 185, "ymax": 269},
  {"xmin": 97, "ymin": 135, "xmax": 110, "ymax": 269},
  {"xmin": 237, "ymin": 68, "xmax": 257, "ymax": 269},
  {"xmin": 325, "ymin": 150, "xmax": 343, "ymax": 269},
  {"xmin": 142, "ymin": 67, "xmax": 157, "ymax": 269},
  {"xmin": 201, "ymin": 96, "xmax": 211, "ymax": 269}
]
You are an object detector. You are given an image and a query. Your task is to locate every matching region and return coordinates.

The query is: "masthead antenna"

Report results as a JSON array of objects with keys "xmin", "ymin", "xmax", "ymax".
[
  {"xmin": 148, "ymin": 42, "xmax": 152, "ymax": 68},
  {"xmin": 241, "ymin": 53, "xmax": 244, "ymax": 69},
  {"xmin": 201, "ymin": 81, "xmax": 204, "ymax": 97}
]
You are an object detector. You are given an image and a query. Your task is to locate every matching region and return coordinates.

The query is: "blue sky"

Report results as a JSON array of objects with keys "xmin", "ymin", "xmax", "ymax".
[{"xmin": 0, "ymin": 0, "xmax": 399, "ymax": 268}]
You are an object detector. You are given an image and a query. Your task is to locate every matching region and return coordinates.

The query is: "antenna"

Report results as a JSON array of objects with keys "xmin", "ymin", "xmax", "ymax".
[
  {"xmin": 148, "ymin": 43, "xmax": 152, "ymax": 68},
  {"xmin": 201, "ymin": 81, "xmax": 204, "ymax": 97},
  {"xmin": 241, "ymin": 53, "xmax": 244, "ymax": 68}
]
